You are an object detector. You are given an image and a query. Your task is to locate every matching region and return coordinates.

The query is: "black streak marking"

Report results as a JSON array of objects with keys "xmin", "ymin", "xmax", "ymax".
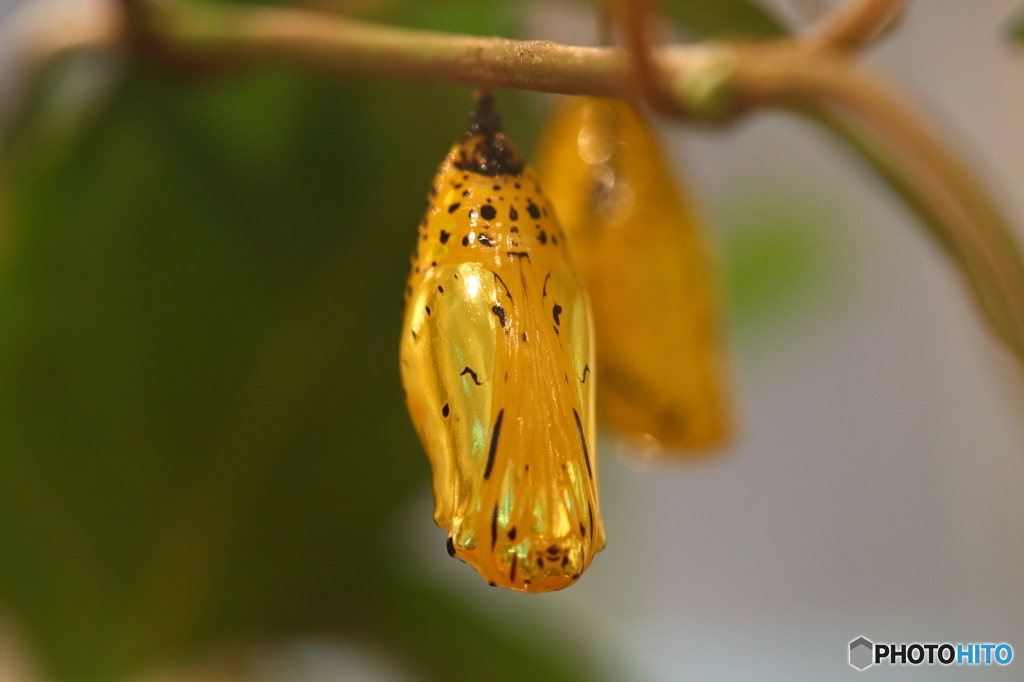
[
  {"xmin": 510, "ymin": 554, "xmax": 518, "ymax": 582},
  {"xmin": 508, "ymin": 252, "xmax": 530, "ymax": 259},
  {"xmin": 588, "ymin": 501, "xmax": 595, "ymax": 540},
  {"xmin": 492, "ymin": 304, "xmax": 507, "ymax": 327},
  {"xmin": 508, "ymin": 527, "xmax": 517, "ymax": 541},
  {"xmin": 438, "ymin": 285, "xmax": 445, "ymax": 293},
  {"xmin": 552, "ymin": 234, "xmax": 559, "ymax": 245},
  {"xmin": 411, "ymin": 330, "xmax": 417, "ymax": 340},
  {"xmin": 509, "ymin": 206, "xmax": 519, "ymax": 221},
  {"xmin": 425, "ymin": 306, "xmax": 431, "ymax": 316},
  {"xmin": 448, "ymin": 203, "xmax": 461, "ymax": 213},
  {"xmin": 527, "ymin": 203, "xmax": 541, "ymax": 219},
  {"xmin": 483, "ymin": 409, "xmax": 504, "ymax": 480},
  {"xmin": 537, "ymin": 557, "xmax": 544, "ymax": 569},
  {"xmin": 573, "ymin": 408, "xmax": 594, "ymax": 479},
  {"xmin": 446, "ymin": 537, "xmax": 456, "ymax": 557},
  {"xmin": 442, "ymin": 403, "xmax": 450, "ymax": 417},
  {"xmin": 480, "ymin": 204, "xmax": 497, "ymax": 220},
  {"xmin": 542, "ymin": 273, "xmax": 551, "ymax": 297},
  {"xmin": 493, "ymin": 272, "xmax": 512, "ymax": 301},
  {"xmin": 552, "ymin": 303, "xmax": 563, "ymax": 325},
  {"xmin": 538, "ymin": 230, "xmax": 547, "ymax": 245},
  {"xmin": 581, "ymin": 364, "xmax": 590, "ymax": 383},
  {"xmin": 491, "ymin": 505, "xmax": 498, "ymax": 549},
  {"xmin": 439, "ymin": 230, "xmax": 451, "ymax": 244},
  {"xmin": 521, "ymin": 332, "xmax": 528, "ymax": 342},
  {"xmin": 580, "ymin": 522, "xmax": 586, "ymax": 538},
  {"xmin": 460, "ymin": 367, "xmax": 483, "ymax": 385}
]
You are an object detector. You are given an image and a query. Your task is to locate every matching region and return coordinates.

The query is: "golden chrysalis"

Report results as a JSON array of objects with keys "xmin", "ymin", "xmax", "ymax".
[
  {"xmin": 400, "ymin": 95, "xmax": 605, "ymax": 593},
  {"xmin": 537, "ymin": 97, "xmax": 732, "ymax": 453}
]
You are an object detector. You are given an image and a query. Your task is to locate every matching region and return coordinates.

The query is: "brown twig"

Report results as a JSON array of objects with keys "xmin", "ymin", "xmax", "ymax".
[
  {"xmin": 806, "ymin": 0, "xmax": 906, "ymax": 52},
  {"xmin": 618, "ymin": 0, "xmax": 677, "ymax": 114}
]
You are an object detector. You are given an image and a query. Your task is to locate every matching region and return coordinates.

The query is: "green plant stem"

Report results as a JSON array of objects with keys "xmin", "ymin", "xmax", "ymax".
[{"xmin": 736, "ymin": 50, "xmax": 1024, "ymax": 361}]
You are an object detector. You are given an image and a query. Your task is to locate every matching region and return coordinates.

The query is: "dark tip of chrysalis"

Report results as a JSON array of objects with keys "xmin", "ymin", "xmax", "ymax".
[
  {"xmin": 467, "ymin": 90, "xmax": 503, "ymax": 137},
  {"xmin": 454, "ymin": 91, "xmax": 524, "ymax": 177}
]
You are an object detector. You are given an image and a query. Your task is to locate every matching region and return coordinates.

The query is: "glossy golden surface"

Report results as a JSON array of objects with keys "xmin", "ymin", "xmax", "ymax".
[
  {"xmin": 537, "ymin": 98, "xmax": 732, "ymax": 452},
  {"xmin": 400, "ymin": 129, "xmax": 604, "ymax": 593}
]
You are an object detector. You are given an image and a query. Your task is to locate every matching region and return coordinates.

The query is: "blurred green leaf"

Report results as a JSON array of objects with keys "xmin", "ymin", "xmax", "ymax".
[
  {"xmin": 660, "ymin": 0, "xmax": 788, "ymax": 40},
  {"xmin": 720, "ymin": 195, "xmax": 845, "ymax": 341}
]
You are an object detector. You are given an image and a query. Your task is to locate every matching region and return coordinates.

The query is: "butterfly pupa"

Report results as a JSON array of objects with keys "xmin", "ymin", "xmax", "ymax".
[
  {"xmin": 400, "ymin": 94, "xmax": 605, "ymax": 593},
  {"xmin": 537, "ymin": 97, "xmax": 732, "ymax": 453}
]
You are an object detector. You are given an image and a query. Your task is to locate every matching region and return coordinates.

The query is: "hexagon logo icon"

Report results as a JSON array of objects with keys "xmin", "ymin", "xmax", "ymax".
[{"xmin": 849, "ymin": 637, "xmax": 874, "ymax": 670}]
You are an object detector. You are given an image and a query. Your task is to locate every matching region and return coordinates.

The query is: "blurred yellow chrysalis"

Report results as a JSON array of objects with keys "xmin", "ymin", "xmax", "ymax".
[
  {"xmin": 537, "ymin": 97, "xmax": 731, "ymax": 453},
  {"xmin": 400, "ymin": 95, "xmax": 605, "ymax": 593}
]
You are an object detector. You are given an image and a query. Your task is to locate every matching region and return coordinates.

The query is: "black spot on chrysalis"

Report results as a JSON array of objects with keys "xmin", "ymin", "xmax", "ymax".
[
  {"xmin": 442, "ymin": 403, "xmax": 450, "ymax": 417},
  {"xmin": 552, "ymin": 303, "xmax": 563, "ymax": 325},
  {"xmin": 491, "ymin": 304, "xmax": 507, "ymax": 327},
  {"xmin": 448, "ymin": 203, "xmax": 461, "ymax": 213},
  {"xmin": 480, "ymin": 204, "xmax": 497, "ymax": 221}
]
